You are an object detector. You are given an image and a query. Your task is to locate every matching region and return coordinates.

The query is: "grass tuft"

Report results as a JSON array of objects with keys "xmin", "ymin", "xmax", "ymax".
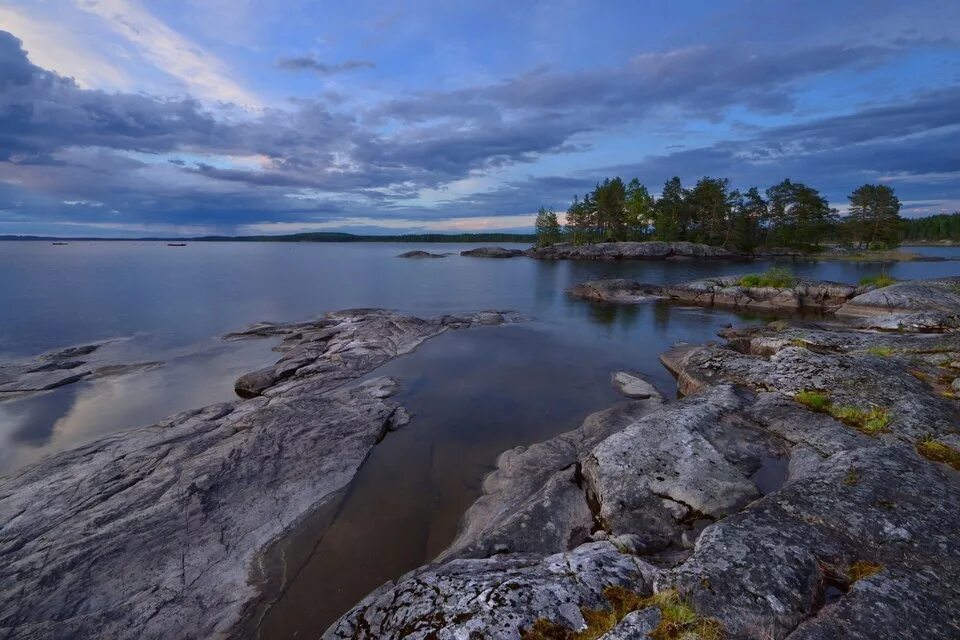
[
  {"xmin": 521, "ymin": 587, "xmax": 724, "ymax": 640},
  {"xmin": 849, "ymin": 560, "xmax": 883, "ymax": 582},
  {"xmin": 794, "ymin": 391, "xmax": 891, "ymax": 435},
  {"xmin": 867, "ymin": 346, "xmax": 894, "ymax": 357},
  {"xmin": 738, "ymin": 267, "xmax": 797, "ymax": 289},
  {"xmin": 859, "ymin": 274, "xmax": 897, "ymax": 288},
  {"xmin": 795, "ymin": 390, "xmax": 830, "ymax": 411},
  {"xmin": 916, "ymin": 437, "xmax": 960, "ymax": 471}
]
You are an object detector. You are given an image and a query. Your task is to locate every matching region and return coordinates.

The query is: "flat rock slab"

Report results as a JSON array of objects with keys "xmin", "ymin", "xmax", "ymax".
[
  {"xmin": 0, "ymin": 309, "xmax": 514, "ymax": 640},
  {"xmin": 611, "ymin": 371, "xmax": 660, "ymax": 399}
]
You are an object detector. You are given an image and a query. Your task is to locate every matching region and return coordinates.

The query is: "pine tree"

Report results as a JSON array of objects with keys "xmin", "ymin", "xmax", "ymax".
[
  {"xmin": 534, "ymin": 206, "xmax": 562, "ymax": 247},
  {"xmin": 846, "ymin": 184, "xmax": 904, "ymax": 249},
  {"xmin": 654, "ymin": 177, "xmax": 689, "ymax": 241}
]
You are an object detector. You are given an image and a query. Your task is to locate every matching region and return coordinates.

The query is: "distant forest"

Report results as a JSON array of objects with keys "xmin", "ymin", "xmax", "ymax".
[
  {"xmin": 903, "ymin": 213, "xmax": 960, "ymax": 242},
  {"xmin": 535, "ymin": 177, "xmax": 948, "ymax": 252},
  {"xmin": 0, "ymin": 232, "xmax": 535, "ymax": 243}
]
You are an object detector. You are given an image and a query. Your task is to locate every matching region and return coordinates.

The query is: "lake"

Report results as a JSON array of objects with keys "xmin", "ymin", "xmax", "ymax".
[{"xmin": 2, "ymin": 240, "xmax": 958, "ymax": 635}]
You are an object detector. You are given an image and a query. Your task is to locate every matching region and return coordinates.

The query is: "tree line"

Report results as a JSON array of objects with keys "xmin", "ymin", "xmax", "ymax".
[
  {"xmin": 535, "ymin": 177, "xmax": 906, "ymax": 252},
  {"xmin": 903, "ymin": 212, "xmax": 960, "ymax": 241}
]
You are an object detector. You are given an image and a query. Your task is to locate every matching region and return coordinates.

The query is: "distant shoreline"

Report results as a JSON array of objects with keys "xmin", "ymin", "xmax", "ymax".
[{"xmin": 0, "ymin": 232, "xmax": 536, "ymax": 244}]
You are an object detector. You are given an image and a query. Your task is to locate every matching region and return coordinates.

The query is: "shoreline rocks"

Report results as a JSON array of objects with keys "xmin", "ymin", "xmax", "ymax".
[
  {"xmin": 570, "ymin": 275, "xmax": 865, "ymax": 313},
  {"xmin": 397, "ymin": 250, "xmax": 447, "ymax": 258},
  {"xmin": 327, "ymin": 279, "xmax": 960, "ymax": 639},
  {"xmin": 531, "ymin": 241, "xmax": 742, "ymax": 261},
  {"xmin": 0, "ymin": 309, "xmax": 517, "ymax": 640},
  {"xmin": 460, "ymin": 246, "xmax": 527, "ymax": 258}
]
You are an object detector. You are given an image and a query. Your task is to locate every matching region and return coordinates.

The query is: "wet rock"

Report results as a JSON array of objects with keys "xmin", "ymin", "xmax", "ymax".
[
  {"xmin": 532, "ymin": 241, "xmax": 740, "ymax": 261},
  {"xmin": 568, "ymin": 279, "xmax": 661, "ymax": 304},
  {"xmin": 611, "ymin": 371, "xmax": 660, "ymax": 399},
  {"xmin": 0, "ymin": 309, "xmax": 517, "ymax": 640},
  {"xmin": 397, "ymin": 250, "xmax": 446, "ymax": 258},
  {"xmin": 440, "ymin": 400, "xmax": 660, "ymax": 561},
  {"xmin": 324, "ymin": 542, "xmax": 657, "ymax": 640},
  {"xmin": 838, "ymin": 276, "xmax": 960, "ymax": 317},
  {"xmin": 460, "ymin": 246, "xmax": 526, "ymax": 258}
]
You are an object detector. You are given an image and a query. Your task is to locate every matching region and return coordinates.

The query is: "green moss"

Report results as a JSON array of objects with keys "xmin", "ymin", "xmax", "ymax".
[
  {"xmin": 795, "ymin": 390, "xmax": 830, "ymax": 411},
  {"xmin": 790, "ymin": 338, "xmax": 811, "ymax": 349},
  {"xmin": 916, "ymin": 437, "xmax": 960, "ymax": 471},
  {"xmin": 849, "ymin": 560, "xmax": 883, "ymax": 582},
  {"xmin": 737, "ymin": 266, "xmax": 797, "ymax": 289},
  {"xmin": 867, "ymin": 346, "xmax": 894, "ymax": 357},
  {"xmin": 521, "ymin": 587, "xmax": 724, "ymax": 640},
  {"xmin": 859, "ymin": 274, "xmax": 897, "ymax": 288}
]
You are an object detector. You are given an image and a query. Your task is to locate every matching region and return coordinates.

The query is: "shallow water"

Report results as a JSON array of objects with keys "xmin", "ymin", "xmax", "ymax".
[{"xmin": 1, "ymin": 240, "xmax": 959, "ymax": 634}]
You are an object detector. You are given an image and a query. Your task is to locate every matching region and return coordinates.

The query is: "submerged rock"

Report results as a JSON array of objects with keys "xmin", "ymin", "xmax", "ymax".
[
  {"xmin": 531, "ymin": 241, "xmax": 740, "ymax": 260},
  {"xmin": 0, "ymin": 309, "xmax": 516, "ymax": 640},
  {"xmin": 610, "ymin": 371, "xmax": 660, "ymax": 399},
  {"xmin": 0, "ymin": 342, "xmax": 109, "ymax": 401}
]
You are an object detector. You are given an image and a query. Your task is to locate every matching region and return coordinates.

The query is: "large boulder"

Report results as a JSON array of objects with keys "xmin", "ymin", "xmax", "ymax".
[{"xmin": 460, "ymin": 247, "xmax": 525, "ymax": 258}]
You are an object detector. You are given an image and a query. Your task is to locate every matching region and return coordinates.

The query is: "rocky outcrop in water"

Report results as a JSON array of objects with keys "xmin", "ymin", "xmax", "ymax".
[
  {"xmin": 460, "ymin": 246, "xmax": 527, "ymax": 258},
  {"xmin": 328, "ymin": 288, "xmax": 960, "ymax": 639},
  {"xmin": 837, "ymin": 276, "xmax": 960, "ymax": 331},
  {"xmin": 570, "ymin": 275, "xmax": 864, "ymax": 312},
  {"xmin": 0, "ymin": 309, "xmax": 516, "ymax": 640},
  {"xmin": 531, "ymin": 241, "xmax": 741, "ymax": 260},
  {"xmin": 0, "ymin": 342, "xmax": 159, "ymax": 402},
  {"xmin": 397, "ymin": 250, "xmax": 447, "ymax": 258}
]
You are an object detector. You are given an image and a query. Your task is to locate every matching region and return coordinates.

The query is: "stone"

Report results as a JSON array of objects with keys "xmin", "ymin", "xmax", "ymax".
[
  {"xmin": 598, "ymin": 608, "xmax": 661, "ymax": 639},
  {"xmin": 397, "ymin": 250, "xmax": 446, "ymax": 258},
  {"xmin": 0, "ymin": 309, "xmax": 517, "ymax": 640},
  {"xmin": 324, "ymin": 542, "xmax": 657, "ymax": 640},
  {"xmin": 531, "ymin": 241, "xmax": 740, "ymax": 261},
  {"xmin": 460, "ymin": 246, "xmax": 525, "ymax": 258},
  {"xmin": 611, "ymin": 371, "xmax": 660, "ymax": 399}
]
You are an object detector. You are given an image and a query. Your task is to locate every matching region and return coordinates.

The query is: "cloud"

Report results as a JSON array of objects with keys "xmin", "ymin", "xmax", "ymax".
[
  {"xmin": 75, "ymin": 0, "xmax": 260, "ymax": 106},
  {"xmin": 277, "ymin": 55, "xmax": 375, "ymax": 75}
]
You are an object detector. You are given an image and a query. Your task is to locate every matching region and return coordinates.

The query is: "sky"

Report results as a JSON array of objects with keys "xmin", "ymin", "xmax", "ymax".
[{"xmin": 1, "ymin": 0, "xmax": 959, "ymax": 237}]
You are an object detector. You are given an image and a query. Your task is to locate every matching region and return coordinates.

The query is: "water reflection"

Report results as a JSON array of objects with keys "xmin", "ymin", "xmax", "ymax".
[{"xmin": 0, "ymin": 337, "xmax": 279, "ymax": 473}]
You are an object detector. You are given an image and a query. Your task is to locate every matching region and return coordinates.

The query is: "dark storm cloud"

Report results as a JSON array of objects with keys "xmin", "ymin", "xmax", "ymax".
[{"xmin": 276, "ymin": 55, "xmax": 375, "ymax": 75}]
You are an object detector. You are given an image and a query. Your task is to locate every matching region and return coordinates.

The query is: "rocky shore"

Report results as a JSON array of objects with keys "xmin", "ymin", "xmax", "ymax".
[
  {"xmin": 2, "ymin": 278, "xmax": 959, "ymax": 640},
  {"xmin": 531, "ymin": 241, "xmax": 741, "ymax": 260},
  {"xmin": 0, "ymin": 309, "xmax": 517, "ymax": 639},
  {"xmin": 327, "ymin": 279, "xmax": 960, "ymax": 639}
]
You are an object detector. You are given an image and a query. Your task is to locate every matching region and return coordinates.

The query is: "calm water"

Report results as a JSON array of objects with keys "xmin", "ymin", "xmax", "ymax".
[{"xmin": 2, "ymin": 240, "xmax": 958, "ymax": 635}]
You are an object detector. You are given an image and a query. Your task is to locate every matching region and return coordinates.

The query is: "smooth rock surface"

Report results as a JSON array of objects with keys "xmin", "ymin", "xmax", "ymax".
[
  {"xmin": 611, "ymin": 371, "xmax": 659, "ymax": 399},
  {"xmin": 397, "ymin": 250, "xmax": 446, "ymax": 258},
  {"xmin": 0, "ymin": 309, "xmax": 514, "ymax": 640}
]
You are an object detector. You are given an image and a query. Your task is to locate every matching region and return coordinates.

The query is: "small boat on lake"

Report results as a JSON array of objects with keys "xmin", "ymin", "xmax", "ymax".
[
  {"xmin": 52, "ymin": 242, "xmax": 68, "ymax": 245},
  {"xmin": 167, "ymin": 243, "xmax": 187, "ymax": 247}
]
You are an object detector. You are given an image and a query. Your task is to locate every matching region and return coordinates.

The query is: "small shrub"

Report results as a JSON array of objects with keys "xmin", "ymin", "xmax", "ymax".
[
  {"xmin": 738, "ymin": 267, "xmax": 797, "ymax": 289},
  {"xmin": 867, "ymin": 241, "xmax": 888, "ymax": 251},
  {"xmin": 867, "ymin": 346, "xmax": 894, "ymax": 357},
  {"xmin": 859, "ymin": 274, "xmax": 897, "ymax": 288},
  {"xmin": 796, "ymin": 390, "xmax": 830, "ymax": 411},
  {"xmin": 849, "ymin": 560, "xmax": 883, "ymax": 582},
  {"xmin": 916, "ymin": 437, "xmax": 960, "ymax": 471}
]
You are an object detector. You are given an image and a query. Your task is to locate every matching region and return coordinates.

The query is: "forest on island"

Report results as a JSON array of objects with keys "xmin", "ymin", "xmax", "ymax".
[
  {"xmin": 904, "ymin": 213, "xmax": 960, "ymax": 242},
  {"xmin": 534, "ymin": 177, "xmax": 911, "ymax": 252}
]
